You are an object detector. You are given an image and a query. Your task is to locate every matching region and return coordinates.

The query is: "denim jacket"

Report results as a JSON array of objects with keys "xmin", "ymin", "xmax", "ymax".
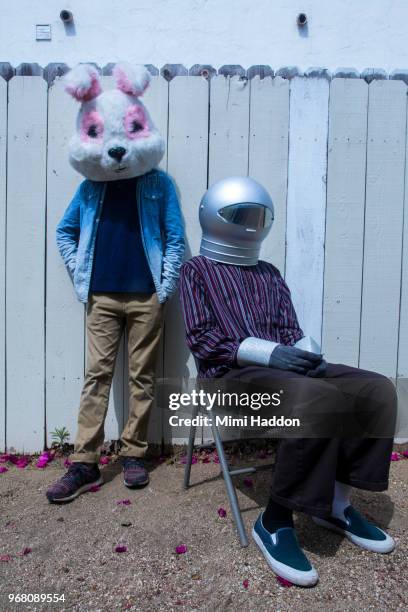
[{"xmin": 56, "ymin": 169, "xmax": 185, "ymax": 303}]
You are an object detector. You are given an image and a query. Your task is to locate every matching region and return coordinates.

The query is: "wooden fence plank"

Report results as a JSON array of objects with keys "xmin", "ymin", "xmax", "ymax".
[
  {"xmin": 164, "ymin": 76, "xmax": 209, "ymax": 444},
  {"xmin": 147, "ymin": 75, "xmax": 169, "ymax": 445},
  {"xmin": 249, "ymin": 76, "xmax": 290, "ymax": 274},
  {"xmin": 359, "ymin": 80, "xmax": 407, "ymax": 377},
  {"xmin": 143, "ymin": 75, "xmax": 169, "ymax": 172},
  {"xmin": 45, "ymin": 77, "xmax": 85, "ymax": 448},
  {"xmin": 122, "ymin": 76, "xmax": 169, "ymax": 446},
  {"xmin": 208, "ymin": 75, "xmax": 250, "ymax": 184},
  {"xmin": 395, "ymin": 92, "xmax": 408, "ymax": 441},
  {"xmin": 6, "ymin": 77, "xmax": 47, "ymax": 452},
  {"xmin": 97, "ymin": 76, "xmax": 125, "ymax": 443},
  {"xmin": 232, "ymin": 75, "xmax": 292, "ymax": 442},
  {"xmin": 285, "ymin": 77, "xmax": 330, "ymax": 344},
  {"xmin": 0, "ymin": 79, "xmax": 6, "ymax": 451},
  {"xmin": 208, "ymin": 75, "xmax": 250, "ymax": 441},
  {"xmin": 322, "ymin": 78, "xmax": 368, "ymax": 365}
]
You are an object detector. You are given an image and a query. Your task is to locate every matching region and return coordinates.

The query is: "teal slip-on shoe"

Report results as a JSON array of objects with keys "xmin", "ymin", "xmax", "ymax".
[
  {"xmin": 252, "ymin": 513, "xmax": 318, "ymax": 587},
  {"xmin": 313, "ymin": 506, "xmax": 395, "ymax": 554}
]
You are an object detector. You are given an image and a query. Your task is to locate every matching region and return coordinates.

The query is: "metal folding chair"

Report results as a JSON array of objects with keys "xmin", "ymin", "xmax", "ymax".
[{"xmin": 182, "ymin": 358, "xmax": 274, "ymax": 547}]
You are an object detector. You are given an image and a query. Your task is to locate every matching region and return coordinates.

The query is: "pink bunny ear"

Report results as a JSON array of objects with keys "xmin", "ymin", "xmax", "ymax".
[
  {"xmin": 113, "ymin": 63, "xmax": 151, "ymax": 97},
  {"xmin": 64, "ymin": 64, "xmax": 102, "ymax": 102}
]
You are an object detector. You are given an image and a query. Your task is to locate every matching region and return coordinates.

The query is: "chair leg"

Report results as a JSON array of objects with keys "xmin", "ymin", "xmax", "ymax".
[
  {"xmin": 183, "ymin": 404, "xmax": 199, "ymax": 490},
  {"xmin": 211, "ymin": 420, "xmax": 249, "ymax": 547}
]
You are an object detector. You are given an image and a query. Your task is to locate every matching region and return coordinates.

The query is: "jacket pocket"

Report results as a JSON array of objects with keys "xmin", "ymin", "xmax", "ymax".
[{"xmin": 142, "ymin": 189, "xmax": 162, "ymax": 225}]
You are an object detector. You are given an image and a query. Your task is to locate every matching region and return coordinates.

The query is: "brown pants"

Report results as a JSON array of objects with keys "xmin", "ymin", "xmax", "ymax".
[
  {"xmin": 223, "ymin": 363, "xmax": 397, "ymax": 518},
  {"xmin": 72, "ymin": 292, "xmax": 164, "ymax": 463}
]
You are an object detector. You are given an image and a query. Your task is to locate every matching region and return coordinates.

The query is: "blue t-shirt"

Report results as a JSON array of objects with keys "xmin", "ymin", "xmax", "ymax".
[{"xmin": 90, "ymin": 177, "xmax": 155, "ymax": 293}]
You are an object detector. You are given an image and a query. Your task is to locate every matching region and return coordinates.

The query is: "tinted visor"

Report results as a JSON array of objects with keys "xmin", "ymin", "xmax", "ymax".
[{"xmin": 218, "ymin": 203, "xmax": 273, "ymax": 230}]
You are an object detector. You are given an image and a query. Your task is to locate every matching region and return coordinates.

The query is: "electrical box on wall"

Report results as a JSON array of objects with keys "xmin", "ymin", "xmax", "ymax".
[{"xmin": 35, "ymin": 24, "xmax": 52, "ymax": 41}]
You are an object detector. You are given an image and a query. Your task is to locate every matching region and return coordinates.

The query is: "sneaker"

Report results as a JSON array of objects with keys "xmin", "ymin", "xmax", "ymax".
[
  {"xmin": 122, "ymin": 457, "xmax": 149, "ymax": 488},
  {"xmin": 313, "ymin": 506, "xmax": 395, "ymax": 553},
  {"xmin": 46, "ymin": 462, "xmax": 102, "ymax": 503},
  {"xmin": 252, "ymin": 513, "xmax": 318, "ymax": 587}
]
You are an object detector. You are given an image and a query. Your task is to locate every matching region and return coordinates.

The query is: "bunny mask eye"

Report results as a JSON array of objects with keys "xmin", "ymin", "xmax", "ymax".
[
  {"xmin": 80, "ymin": 111, "xmax": 104, "ymax": 142},
  {"xmin": 124, "ymin": 105, "xmax": 150, "ymax": 140}
]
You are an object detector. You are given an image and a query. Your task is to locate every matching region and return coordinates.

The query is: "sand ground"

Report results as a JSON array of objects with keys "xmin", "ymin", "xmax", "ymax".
[{"xmin": 0, "ymin": 452, "xmax": 407, "ymax": 611}]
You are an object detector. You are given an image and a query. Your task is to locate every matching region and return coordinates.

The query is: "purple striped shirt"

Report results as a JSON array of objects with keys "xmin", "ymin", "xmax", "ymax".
[{"xmin": 179, "ymin": 255, "xmax": 303, "ymax": 378}]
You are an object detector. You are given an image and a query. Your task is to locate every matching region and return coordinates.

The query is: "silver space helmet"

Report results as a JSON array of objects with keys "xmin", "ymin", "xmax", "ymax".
[{"xmin": 199, "ymin": 176, "xmax": 274, "ymax": 266}]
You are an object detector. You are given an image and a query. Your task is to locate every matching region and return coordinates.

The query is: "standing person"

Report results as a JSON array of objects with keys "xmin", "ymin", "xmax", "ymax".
[
  {"xmin": 46, "ymin": 63, "xmax": 184, "ymax": 503},
  {"xmin": 179, "ymin": 176, "xmax": 396, "ymax": 586}
]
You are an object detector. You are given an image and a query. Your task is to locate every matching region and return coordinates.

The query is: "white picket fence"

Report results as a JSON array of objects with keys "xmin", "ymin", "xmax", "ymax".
[{"xmin": 1, "ymin": 72, "xmax": 408, "ymax": 452}]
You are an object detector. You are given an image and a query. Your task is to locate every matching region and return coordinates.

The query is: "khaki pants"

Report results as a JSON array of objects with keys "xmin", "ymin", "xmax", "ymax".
[{"xmin": 71, "ymin": 292, "xmax": 164, "ymax": 463}]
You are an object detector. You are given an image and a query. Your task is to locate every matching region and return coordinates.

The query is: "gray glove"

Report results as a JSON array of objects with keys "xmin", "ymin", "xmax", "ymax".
[
  {"xmin": 236, "ymin": 336, "xmax": 324, "ymax": 376},
  {"xmin": 268, "ymin": 345, "xmax": 323, "ymax": 374},
  {"xmin": 306, "ymin": 358, "xmax": 327, "ymax": 377}
]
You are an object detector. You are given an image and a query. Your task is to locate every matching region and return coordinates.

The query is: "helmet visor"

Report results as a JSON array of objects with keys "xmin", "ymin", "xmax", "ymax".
[{"xmin": 218, "ymin": 203, "xmax": 273, "ymax": 230}]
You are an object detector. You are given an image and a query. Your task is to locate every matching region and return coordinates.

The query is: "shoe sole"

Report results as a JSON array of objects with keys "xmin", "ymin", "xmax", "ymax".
[
  {"xmin": 123, "ymin": 477, "xmax": 149, "ymax": 488},
  {"xmin": 47, "ymin": 476, "xmax": 104, "ymax": 503},
  {"xmin": 312, "ymin": 517, "xmax": 395, "ymax": 553},
  {"xmin": 252, "ymin": 527, "xmax": 319, "ymax": 587}
]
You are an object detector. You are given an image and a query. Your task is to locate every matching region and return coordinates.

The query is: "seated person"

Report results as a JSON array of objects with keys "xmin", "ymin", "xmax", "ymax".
[{"xmin": 179, "ymin": 176, "xmax": 396, "ymax": 587}]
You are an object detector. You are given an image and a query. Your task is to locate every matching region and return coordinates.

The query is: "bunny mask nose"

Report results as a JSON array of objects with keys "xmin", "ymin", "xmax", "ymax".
[{"xmin": 108, "ymin": 146, "xmax": 127, "ymax": 161}]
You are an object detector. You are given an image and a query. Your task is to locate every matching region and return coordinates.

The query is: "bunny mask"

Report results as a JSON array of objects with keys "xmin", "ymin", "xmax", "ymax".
[{"xmin": 64, "ymin": 63, "xmax": 165, "ymax": 182}]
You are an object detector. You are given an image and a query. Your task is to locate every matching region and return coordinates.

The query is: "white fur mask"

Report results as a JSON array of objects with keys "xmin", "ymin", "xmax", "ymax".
[{"xmin": 64, "ymin": 63, "xmax": 165, "ymax": 182}]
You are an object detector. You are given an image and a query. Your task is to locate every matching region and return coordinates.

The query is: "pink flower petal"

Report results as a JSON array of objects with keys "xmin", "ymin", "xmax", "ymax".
[
  {"xmin": 63, "ymin": 458, "xmax": 72, "ymax": 468},
  {"xmin": 39, "ymin": 451, "xmax": 53, "ymax": 461},
  {"xmin": 212, "ymin": 454, "xmax": 220, "ymax": 464},
  {"xmin": 8, "ymin": 454, "xmax": 31, "ymax": 469},
  {"xmin": 243, "ymin": 477, "xmax": 254, "ymax": 488},
  {"xmin": 202, "ymin": 455, "xmax": 210, "ymax": 464},
  {"xmin": 242, "ymin": 578, "xmax": 249, "ymax": 589},
  {"xmin": 0, "ymin": 467, "xmax": 8, "ymax": 474},
  {"xmin": 217, "ymin": 507, "xmax": 227, "ymax": 518},
  {"xmin": 99, "ymin": 456, "xmax": 110, "ymax": 465},
  {"xmin": 0, "ymin": 554, "xmax": 11, "ymax": 562},
  {"xmin": 402, "ymin": 450, "xmax": 408, "ymax": 459},
  {"xmin": 276, "ymin": 576, "xmax": 293, "ymax": 587},
  {"xmin": 116, "ymin": 499, "xmax": 132, "ymax": 506},
  {"xmin": 9, "ymin": 454, "xmax": 30, "ymax": 468},
  {"xmin": 89, "ymin": 485, "xmax": 101, "ymax": 493},
  {"xmin": 179, "ymin": 455, "xmax": 197, "ymax": 465},
  {"xmin": 0, "ymin": 454, "xmax": 11, "ymax": 463},
  {"xmin": 175, "ymin": 544, "xmax": 187, "ymax": 554},
  {"xmin": 391, "ymin": 452, "xmax": 400, "ymax": 462},
  {"xmin": 114, "ymin": 545, "xmax": 127, "ymax": 553},
  {"xmin": 22, "ymin": 547, "xmax": 32, "ymax": 556}
]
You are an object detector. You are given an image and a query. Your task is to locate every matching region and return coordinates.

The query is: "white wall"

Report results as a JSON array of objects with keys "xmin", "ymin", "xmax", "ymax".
[{"xmin": 0, "ymin": 0, "xmax": 407, "ymax": 72}]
